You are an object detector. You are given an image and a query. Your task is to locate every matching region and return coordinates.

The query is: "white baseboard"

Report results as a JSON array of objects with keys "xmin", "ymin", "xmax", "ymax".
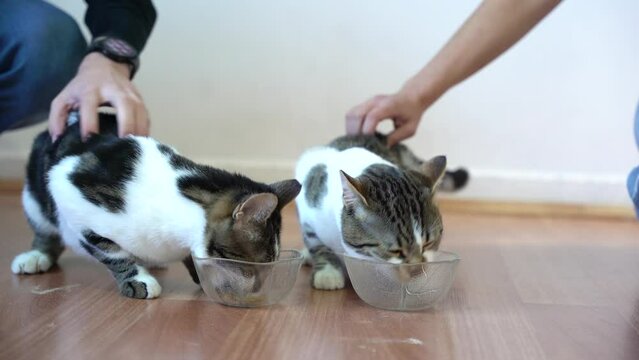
[
  {"xmin": 439, "ymin": 169, "xmax": 631, "ymax": 207},
  {"xmin": 0, "ymin": 154, "xmax": 631, "ymax": 207}
]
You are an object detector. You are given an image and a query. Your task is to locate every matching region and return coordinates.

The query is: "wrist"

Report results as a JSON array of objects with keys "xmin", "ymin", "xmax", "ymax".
[
  {"xmin": 400, "ymin": 73, "xmax": 448, "ymax": 110},
  {"xmin": 86, "ymin": 36, "xmax": 139, "ymax": 79},
  {"xmin": 80, "ymin": 52, "xmax": 132, "ymax": 78}
]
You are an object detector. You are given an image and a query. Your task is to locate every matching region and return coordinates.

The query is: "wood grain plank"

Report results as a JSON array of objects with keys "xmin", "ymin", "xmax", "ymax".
[
  {"xmin": 438, "ymin": 198, "xmax": 636, "ymax": 220},
  {"xmin": 1, "ymin": 194, "xmax": 639, "ymax": 360},
  {"xmin": 523, "ymin": 303, "xmax": 639, "ymax": 360},
  {"xmin": 441, "ymin": 246, "xmax": 547, "ymax": 360}
]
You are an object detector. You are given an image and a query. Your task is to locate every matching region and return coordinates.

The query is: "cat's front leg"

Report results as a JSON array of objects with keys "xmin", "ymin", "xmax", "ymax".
[
  {"xmin": 308, "ymin": 245, "xmax": 346, "ymax": 290},
  {"xmin": 302, "ymin": 224, "xmax": 346, "ymax": 290},
  {"xmin": 81, "ymin": 231, "xmax": 161, "ymax": 299}
]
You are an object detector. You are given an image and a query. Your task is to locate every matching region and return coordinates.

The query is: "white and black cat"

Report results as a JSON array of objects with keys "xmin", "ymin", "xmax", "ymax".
[
  {"xmin": 295, "ymin": 133, "xmax": 447, "ymax": 290},
  {"xmin": 11, "ymin": 113, "xmax": 301, "ymax": 299}
]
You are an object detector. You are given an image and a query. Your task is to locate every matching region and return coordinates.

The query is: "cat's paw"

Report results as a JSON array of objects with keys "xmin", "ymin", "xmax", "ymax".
[
  {"xmin": 312, "ymin": 264, "xmax": 345, "ymax": 290},
  {"xmin": 120, "ymin": 273, "xmax": 162, "ymax": 299},
  {"xmin": 11, "ymin": 250, "xmax": 53, "ymax": 274}
]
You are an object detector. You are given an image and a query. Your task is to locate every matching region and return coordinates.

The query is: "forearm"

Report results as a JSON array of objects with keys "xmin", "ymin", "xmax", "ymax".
[
  {"xmin": 404, "ymin": 0, "xmax": 562, "ymax": 106},
  {"xmin": 84, "ymin": 0, "xmax": 157, "ymax": 52}
]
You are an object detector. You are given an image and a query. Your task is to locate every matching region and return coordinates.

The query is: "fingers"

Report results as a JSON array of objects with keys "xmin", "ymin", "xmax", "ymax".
[
  {"xmin": 345, "ymin": 95, "xmax": 385, "ymax": 135},
  {"xmin": 48, "ymin": 95, "xmax": 71, "ymax": 141},
  {"xmin": 132, "ymin": 90, "xmax": 150, "ymax": 136},
  {"xmin": 106, "ymin": 86, "xmax": 149, "ymax": 137},
  {"xmin": 387, "ymin": 122, "xmax": 417, "ymax": 147},
  {"xmin": 135, "ymin": 105, "xmax": 150, "ymax": 136},
  {"xmin": 113, "ymin": 97, "xmax": 136, "ymax": 137},
  {"xmin": 48, "ymin": 54, "xmax": 150, "ymax": 140},
  {"xmin": 361, "ymin": 103, "xmax": 392, "ymax": 134},
  {"xmin": 350, "ymin": 91, "xmax": 425, "ymax": 145},
  {"xmin": 345, "ymin": 110, "xmax": 363, "ymax": 135},
  {"xmin": 79, "ymin": 95, "xmax": 100, "ymax": 140}
]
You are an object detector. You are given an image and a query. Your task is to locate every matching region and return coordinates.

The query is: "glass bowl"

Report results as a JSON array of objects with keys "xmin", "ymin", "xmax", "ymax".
[
  {"xmin": 343, "ymin": 251, "xmax": 460, "ymax": 311},
  {"xmin": 192, "ymin": 249, "xmax": 303, "ymax": 307}
]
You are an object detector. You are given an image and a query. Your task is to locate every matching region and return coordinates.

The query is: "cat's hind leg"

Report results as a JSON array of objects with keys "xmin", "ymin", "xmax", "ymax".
[
  {"xmin": 302, "ymin": 224, "xmax": 346, "ymax": 290},
  {"xmin": 12, "ymin": 187, "xmax": 65, "ymax": 274},
  {"xmin": 81, "ymin": 231, "xmax": 161, "ymax": 299}
]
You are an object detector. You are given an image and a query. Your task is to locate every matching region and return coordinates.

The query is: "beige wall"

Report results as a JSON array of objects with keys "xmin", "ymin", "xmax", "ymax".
[{"xmin": 1, "ymin": 0, "xmax": 638, "ymax": 206}]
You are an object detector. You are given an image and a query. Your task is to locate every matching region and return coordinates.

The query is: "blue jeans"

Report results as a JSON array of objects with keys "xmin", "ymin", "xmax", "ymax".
[
  {"xmin": 0, "ymin": 0, "xmax": 86, "ymax": 133},
  {"xmin": 627, "ymin": 102, "xmax": 639, "ymax": 217}
]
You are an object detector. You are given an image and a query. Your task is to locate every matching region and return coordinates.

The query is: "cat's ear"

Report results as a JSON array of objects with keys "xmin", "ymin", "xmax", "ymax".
[
  {"xmin": 269, "ymin": 179, "xmax": 302, "ymax": 209},
  {"xmin": 339, "ymin": 170, "xmax": 368, "ymax": 207},
  {"xmin": 420, "ymin": 155, "xmax": 447, "ymax": 189},
  {"xmin": 232, "ymin": 193, "xmax": 278, "ymax": 224}
]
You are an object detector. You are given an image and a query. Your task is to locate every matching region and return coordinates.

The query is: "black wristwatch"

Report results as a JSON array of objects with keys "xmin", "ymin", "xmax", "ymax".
[{"xmin": 87, "ymin": 36, "xmax": 140, "ymax": 79}]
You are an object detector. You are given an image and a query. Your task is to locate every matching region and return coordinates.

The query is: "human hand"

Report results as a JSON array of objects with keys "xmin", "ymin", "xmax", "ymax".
[
  {"xmin": 345, "ymin": 88, "xmax": 428, "ymax": 147},
  {"xmin": 48, "ymin": 52, "xmax": 149, "ymax": 140}
]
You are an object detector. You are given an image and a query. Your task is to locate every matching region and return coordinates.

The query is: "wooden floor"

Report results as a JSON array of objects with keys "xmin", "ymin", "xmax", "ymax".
[{"xmin": 1, "ymin": 192, "xmax": 638, "ymax": 360}]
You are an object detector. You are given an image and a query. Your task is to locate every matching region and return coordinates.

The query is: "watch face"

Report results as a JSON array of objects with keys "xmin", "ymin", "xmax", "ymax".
[{"xmin": 104, "ymin": 38, "xmax": 137, "ymax": 58}]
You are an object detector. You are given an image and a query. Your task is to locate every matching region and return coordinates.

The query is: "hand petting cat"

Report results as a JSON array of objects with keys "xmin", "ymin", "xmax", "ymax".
[
  {"xmin": 345, "ymin": 87, "xmax": 431, "ymax": 147},
  {"xmin": 345, "ymin": 0, "xmax": 561, "ymax": 146},
  {"xmin": 48, "ymin": 53, "xmax": 150, "ymax": 141}
]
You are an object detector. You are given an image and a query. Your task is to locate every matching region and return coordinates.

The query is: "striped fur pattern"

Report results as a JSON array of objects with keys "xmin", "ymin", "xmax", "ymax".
[
  {"xmin": 295, "ymin": 134, "xmax": 446, "ymax": 290},
  {"xmin": 330, "ymin": 132, "xmax": 468, "ymax": 191},
  {"xmin": 11, "ymin": 113, "xmax": 301, "ymax": 299}
]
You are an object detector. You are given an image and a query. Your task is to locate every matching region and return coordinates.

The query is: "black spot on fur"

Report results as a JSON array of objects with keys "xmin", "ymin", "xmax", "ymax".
[
  {"xmin": 304, "ymin": 164, "xmax": 327, "ymax": 208},
  {"xmin": 26, "ymin": 115, "xmax": 119, "ymax": 226},
  {"xmin": 177, "ymin": 166, "xmax": 272, "ymax": 198},
  {"xmin": 70, "ymin": 138, "xmax": 140, "ymax": 212},
  {"xmin": 156, "ymin": 143, "xmax": 197, "ymax": 171},
  {"xmin": 26, "ymin": 112, "xmax": 131, "ymax": 223},
  {"xmin": 157, "ymin": 143, "xmax": 173, "ymax": 157},
  {"xmin": 304, "ymin": 230, "xmax": 318, "ymax": 239},
  {"xmin": 26, "ymin": 132, "xmax": 57, "ymax": 225}
]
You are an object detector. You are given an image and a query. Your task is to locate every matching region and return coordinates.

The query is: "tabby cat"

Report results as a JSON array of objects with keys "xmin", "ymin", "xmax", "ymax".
[
  {"xmin": 11, "ymin": 113, "xmax": 301, "ymax": 299},
  {"xmin": 295, "ymin": 133, "xmax": 450, "ymax": 290}
]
